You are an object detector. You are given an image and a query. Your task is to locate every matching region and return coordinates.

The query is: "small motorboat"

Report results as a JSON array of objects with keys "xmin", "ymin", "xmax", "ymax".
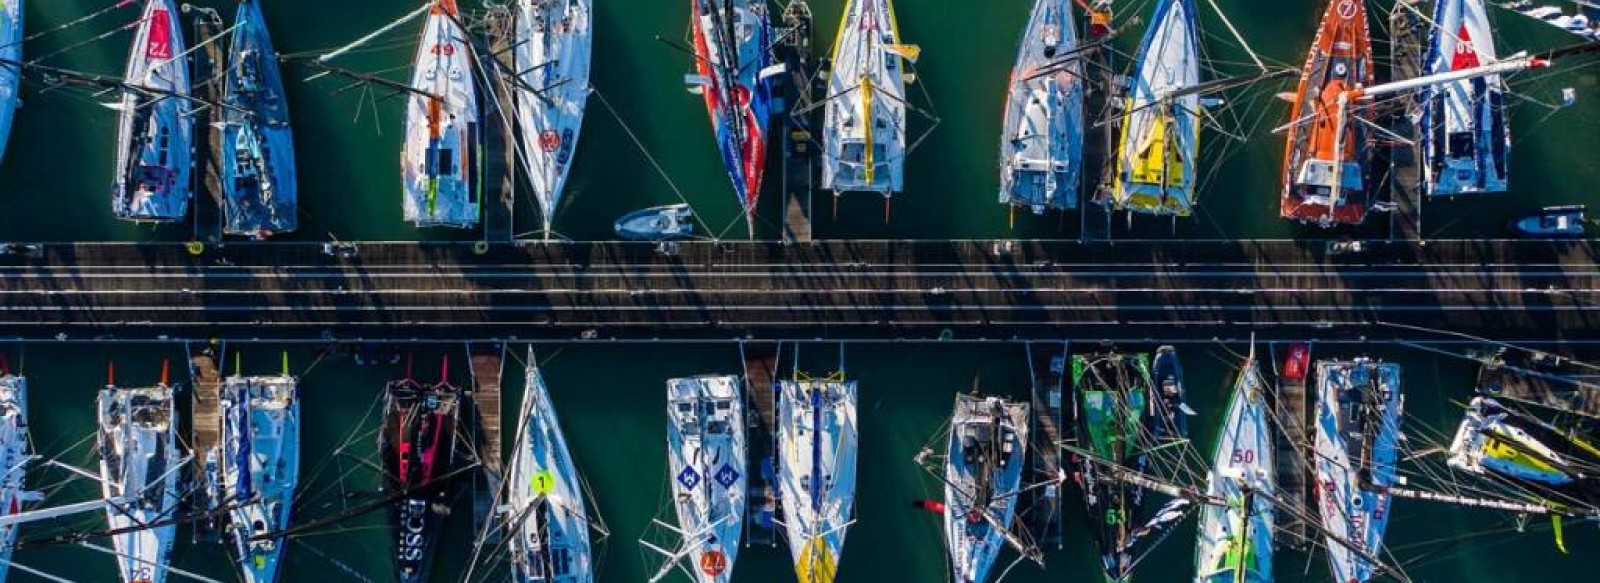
[
  {"xmin": 1513, "ymin": 205, "xmax": 1588, "ymax": 238},
  {"xmin": 615, "ymin": 204, "xmax": 695, "ymax": 241}
]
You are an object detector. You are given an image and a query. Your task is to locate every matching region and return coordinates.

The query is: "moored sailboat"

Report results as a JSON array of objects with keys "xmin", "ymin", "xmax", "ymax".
[
  {"xmin": 941, "ymin": 393, "xmax": 1030, "ymax": 583},
  {"xmin": 402, "ymin": 0, "xmax": 482, "ymax": 229},
  {"xmin": 776, "ymin": 377, "xmax": 858, "ymax": 583},
  {"xmin": 0, "ymin": 368, "xmax": 31, "ymax": 583},
  {"xmin": 111, "ymin": 0, "xmax": 193, "ymax": 223},
  {"xmin": 98, "ymin": 363, "xmax": 182, "ymax": 583},
  {"xmin": 507, "ymin": 355, "xmax": 595, "ymax": 583},
  {"xmin": 999, "ymin": 0, "xmax": 1084, "ymax": 214},
  {"xmin": 1447, "ymin": 396, "xmax": 1600, "ymax": 511},
  {"xmin": 513, "ymin": 0, "xmax": 592, "ymax": 238},
  {"xmin": 822, "ymin": 0, "xmax": 913, "ymax": 198},
  {"xmin": 1280, "ymin": 0, "xmax": 1373, "ymax": 227},
  {"xmin": 1313, "ymin": 359, "xmax": 1403, "ymax": 583},
  {"xmin": 380, "ymin": 361, "xmax": 465, "ymax": 583},
  {"xmin": 221, "ymin": 0, "xmax": 298, "ymax": 237},
  {"xmin": 1070, "ymin": 351, "xmax": 1158, "ymax": 582},
  {"xmin": 1193, "ymin": 345, "xmax": 1274, "ymax": 583},
  {"xmin": 0, "ymin": 0, "xmax": 20, "ymax": 165},
  {"xmin": 688, "ymin": 0, "xmax": 775, "ymax": 237},
  {"xmin": 1111, "ymin": 0, "xmax": 1202, "ymax": 217},
  {"xmin": 1420, "ymin": 0, "xmax": 1509, "ymax": 197},
  {"xmin": 216, "ymin": 362, "xmax": 299, "ymax": 583},
  {"xmin": 643, "ymin": 375, "xmax": 746, "ymax": 583}
]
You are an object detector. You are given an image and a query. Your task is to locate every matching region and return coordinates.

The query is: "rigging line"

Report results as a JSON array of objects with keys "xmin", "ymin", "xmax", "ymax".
[
  {"xmin": 1378, "ymin": 321, "xmax": 1600, "ymax": 375},
  {"xmin": 590, "ymin": 88, "xmax": 714, "ymax": 237},
  {"xmin": 11, "ymin": 0, "xmax": 137, "ymax": 48}
]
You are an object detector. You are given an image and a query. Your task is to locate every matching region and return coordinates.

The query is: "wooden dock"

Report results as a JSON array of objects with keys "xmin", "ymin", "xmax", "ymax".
[
  {"xmin": 1025, "ymin": 341, "xmax": 1068, "ymax": 549},
  {"xmin": 1081, "ymin": 12, "xmax": 1125, "ymax": 240},
  {"xmin": 778, "ymin": 0, "xmax": 817, "ymax": 243},
  {"xmin": 1388, "ymin": 0, "xmax": 1425, "ymax": 241},
  {"xmin": 740, "ymin": 341, "xmax": 779, "ymax": 547},
  {"xmin": 477, "ymin": 8, "xmax": 518, "ymax": 242},
  {"xmin": 466, "ymin": 343, "xmax": 505, "ymax": 541},
  {"xmin": 1270, "ymin": 342, "xmax": 1313, "ymax": 550},
  {"xmin": 1477, "ymin": 352, "xmax": 1600, "ymax": 419},
  {"xmin": 191, "ymin": 12, "xmax": 227, "ymax": 244},
  {"xmin": 188, "ymin": 347, "xmax": 224, "ymax": 543}
]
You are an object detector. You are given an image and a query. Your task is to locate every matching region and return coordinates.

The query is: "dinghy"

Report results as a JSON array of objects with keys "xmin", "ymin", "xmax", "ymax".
[
  {"xmin": 0, "ymin": 0, "xmax": 20, "ymax": 165},
  {"xmin": 1313, "ymin": 359, "xmax": 1403, "ymax": 583},
  {"xmin": 614, "ymin": 203, "xmax": 695, "ymax": 241},
  {"xmin": 999, "ymin": 0, "xmax": 1084, "ymax": 214},
  {"xmin": 222, "ymin": 0, "xmax": 298, "ymax": 237},
  {"xmin": 688, "ymin": 0, "xmax": 774, "ymax": 237},
  {"xmin": 644, "ymin": 375, "xmax": 746, "ymax": 583},
  {"xmin": 403, "ymin": 0, "xmax": 482, "ymax": 229},
  {"xmin": 942, "ymin": 394, "xmax": 1029, "ymax": 583},
  {"xmin": 1512, "ymin": 204, "xmax": 1588, "ymax": 238},
  {"xmin": 0, "ymin": 369, "xmax": 31, "ymax": 582},
  {"xmin": 1111, "ymin": 0, "xmax": 1201, "ymax": 217},
  {"xmin": 98, "ymin": 366, "xmax": 181, "ymax": 583},
  {"xmin": 513, "ymin": 0, "xmax": 592, "ymax": 238},
  {"xmin": 1421, "ymin": 0, "xmax": 1510, "ymax": 196},
  {"xmin": 380, "ymin": 364, "xmax": 464, "ymax": 583},
  {"xmin": 112, "ymin": 0, "xmax": 192, "ymax": 222},
  {"xmin": 822, "ymin": 0, "xmax": 913, "ymax": 197},
  {"xmin": 1193, "ymin": 346, "xmax": 1274, "ymax": 583},
  {"xmin": 217, "ymin": 366, "xmax": 299, "ymax": 583},
  {"xmin": 777, "ymin": 378, "xmax": 857, "ymax": 583},
  {"xmin": 507, "ymin": 356, "xmax": 594, "ymax": 583},
  {"xmin": 1280, "ymin": 0, "xmax": 1373, "ymax": 227}
]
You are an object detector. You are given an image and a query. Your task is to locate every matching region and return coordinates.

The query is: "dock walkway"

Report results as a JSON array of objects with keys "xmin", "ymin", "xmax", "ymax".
[
  {"xmin": 1025, "ymin": 341, "xmax": 1068, "ymax": 549},
  {"xmin": 188, "ymin": 348, "xmax": 224, "ymax": 543},
  {"xmin": 1271, "ymin": 342, "xmax": 1312, "ymax": 550},
  {"xmin": 467, "ymin": 344, "xmax": 505, "ymax": 541},
  {"xmin": 1388, "ymin": 0, "xmax": 1425, "ymax": 241},
  {"xmin": 740, "ymin": 341, "xmax": 779, "ymax": 547}
]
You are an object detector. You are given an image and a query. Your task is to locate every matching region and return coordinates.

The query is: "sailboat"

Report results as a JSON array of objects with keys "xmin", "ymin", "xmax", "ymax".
[
  {"xmin": 1192, "ymin": 346, "xmax": 1274, "ymax": 583},
  {"xmin": 0, "ymin": 368, "xmax": 31, "ymax": 582},
  {"xmin": 506, "ymin": 356, "xmax": 595, "ymax": 582},
  {"xmin": 380, "ymin": 361, "xmax": 465, "ymax": 583},
  {"xmin": 1313, "ymin": 359, "xmax": 1403, "ymax": 583},
  {"xmin": 403, "ymin": 0, "xmax": 482, "ymax": 229},
  {"xmin": 111, "ymin": 0, "xmax": 193, "ymax": 222},
  {"xmin": 0, "ymin": 0, "xmax": 20, "ymax": 166},
  {"xmin": 822, "ymin": 0, "xmax": 913, "ymax": 197},
  {"xmin": 644, "ymin": 375, "xmax": 746, "ymax": 583},
  {"xmin": 1420, "ymin": 0, "xmax": 1509, "ymax": 196},
  {"xmin": 1280, "ymin": 0, "xmax": 1373, "ymax": 227},
  {"xmin": 942, "ymin": 394, "xmax": 1030, "ymax": 583},
  {"xmin": 687, "ymin": 0, "xmax": 774, "ymax": 237},
  {"xmin": 999, "ymin": 0, "xmax": 1084, "ymax": 214},
  {"xmin": 1447, "ymin": 396, "xmax": 1600, "ymax": 511},
  {"xmin": 776, "ymin": 377, "xmax": 858, "ymax": 583},
  {"xmin": 221, "ymin": 0, "xmax": 298, "ymax": 237},
  {"xmin": 1070, "ymin": 352, "xmax": 1155, "ymax": 582},
  {"xmin": 513, "ymin": 0, "xmax": 592, "ymax": 238},
  {"xmin": 1110, "ymin": 0, "xmax": 1201, "ymax": 217},
  {"xmin": 98, "ymin": 363, "xmax": 182, "ymax": 583},
  {"xmin": 216, "ymin": 361, "xmax": 299, "ymax": 583}
]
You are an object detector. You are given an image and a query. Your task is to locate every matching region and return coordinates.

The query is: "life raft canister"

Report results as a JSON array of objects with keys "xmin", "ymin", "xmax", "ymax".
[
  {"xmin": 539, "ymin": 130, "xmax": 562, "ymax": 152},
  {"xmin": 699, "ymin": 549, "xmax": 728, "ymax": 576}
]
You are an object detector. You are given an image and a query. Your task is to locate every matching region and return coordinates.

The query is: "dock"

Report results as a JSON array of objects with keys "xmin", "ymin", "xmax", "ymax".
[
  {"xmin": 778, "ymin": 1, "xmax": 818, "ymax": 244},
  {"xmin": 476, "ymin": 8, "xmax": 519, "ymax": 242},
  {"xmin": 187, "ymin": 347, "xmax": 224, "ymax": 543},
  {"xmin": 739, "ymin": 341, "xmax": 779, "ymax": 547},
  {"xmin": 466, "ymin": 343, "xmax": 505, "ymax": 541},
  {"xmin": 1081, "ymin": 13, "xmax": 1123, "ymax": 240},
  {"xmin": 1270, "ymin": 342, "xmax": 1312, "ymax": 550},
  {"xmin": 1387, "ymin": 0, "xmax": 1425, "ymax": 241},
  {"xmin": 1477, "ymin": 352, "xmax": 1600, "ymax": 419},
  {"xmin": 1025, "ymin": 341, "xmax": 1068, "ymax": 549},
  {"xmin": 191, "ymin": 12, "xmax": 227, "ymax": 244}
]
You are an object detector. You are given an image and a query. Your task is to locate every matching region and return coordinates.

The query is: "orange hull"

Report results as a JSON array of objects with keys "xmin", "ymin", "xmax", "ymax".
[{"xmin": 1280, "ymin": 0, "xmax": 1373, "ymax": 227}]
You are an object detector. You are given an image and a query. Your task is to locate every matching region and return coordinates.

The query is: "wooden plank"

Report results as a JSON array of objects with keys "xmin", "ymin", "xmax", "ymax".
[
  {"xmin": 779, "ymin": 1, "xmax": 816, "ymax": 243},
  {"xmin": 1271, "ymin": 343, "xmax": 1312, "ymax": 550},
  {"xmin": 188, "ymin": 349, "xmax": 223, "ymax": 543},
  {"xmin": 1026, "ymin": 341, "xmax": 1067, "ymax": 549},
  {"xmin": 1388, "ymin": 0, "xmax": 1425, "ymax": 241},
  {"xmin": 740, "ymin": 341, "xmax": 779, "ymax": 547}
]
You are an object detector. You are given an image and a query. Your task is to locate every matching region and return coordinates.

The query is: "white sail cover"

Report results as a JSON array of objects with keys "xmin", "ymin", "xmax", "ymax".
[
  {"xmin": 0, "ymin": 374, "xmax": 30, "ymax": 583},
  {"xmin": 999, "ymin": 0, "xmax": 1084, "ymax": 213},
  {"xmin": 508, "ymin": 360, "xmax": 594, "ymax": 583},
  {"xmin": 1313, "ymin": 360, "xmax": 1402, "ymax": 583},
  {"xmin": 1193, "ymin": 354, "xmax": 1274, "ymax": 583},
  {"xmin": 943, "ymin": 395, "xmax": 1029, "ymax": 583},
  {"xmin": 98, "ymin": 385, "xmax": 181, "ymax": 583},
  {"xmin": 402, "ymin": 0, "xmax": 482, "ymax": 228},
  {"xmin": 664, "ymin": 375, "xmax": 746, "ymax": 583},
  {"xmin": 219, "ymin": 375, "xmax": 299, "ymax": 583},
  {"xmin": 112, "ymin": 0, "xmax": 193, "ymax": 222},
  {"xmin": 513, "ymin": 0, "xmax": 592, "ymax": 236},
  {"xmin": 822, "ymin": 0, "xmax": 909, "ymax": 195},
  {"xmin": 1421, "ymin": 0, "xmax": 1508, "ymax": 196},
  {"xmin": 1112, "ymin": 0, "xmax": 1201, "ymax": 216},
  {"xmin": 777, "ymin": 379, "xmax": 858, "ymax": 583},
  {"xmin": 0, "ymin": 0, "xmax": 20, "ymax": 165}
]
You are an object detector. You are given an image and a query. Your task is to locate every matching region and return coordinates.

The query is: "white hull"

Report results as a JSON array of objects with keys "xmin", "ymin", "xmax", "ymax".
[
  {"xmin": 0, "ymin": 375, "xmax": 30, "ymax": 583},
  {"xmin": 402, "ymin": 2, "xmax": 482, "ymax": 228},
  {"xmin": 98, "ymin": 384, "xmax": 181, "ymax": 583},
  {"xmin": 1112, "ymin": 0, "xmax": 1201, "ymax": 216},
  {"xmin": 999, "ymin": 0, "xmax": 1083, "ymax": 213},
  {"xmin": 112, "ymin": 0, "xmax": 193, "ymax": 222},
  {"xmin": 219, "ymin": 375, "xmax": 299, "ymax": 583},
  {"xmin": 508, "ymin": 360, "xmax": 594, "ymax": 582},
  {"xmin": 1193, "ymin": 354, "xmax": 1273, "ymax": 583},
  {"xmin": 943, "ymin": 395, "xmax": 1029, "ymax": 583},
  {"xmin": 1313, "ymin": 360, "xmax": 1402, "ymax": 583},
  {"xmin": 822, "ymin": 0, "xmax": 908, "ymax": 194},
  {"xmin": 1420, "ymin": 0, "xmax": 1508, "ymax": 196},
  {"xmin": 663, "ymin": 375, "xmax": 746, "ymax": 583},
  {"xmin": 776, "ymin": 379, "xmax": 858, "ymax": 582},
  {"xmin": 513, "ymin": 0, "xmax": 593, "ymax": 235}
]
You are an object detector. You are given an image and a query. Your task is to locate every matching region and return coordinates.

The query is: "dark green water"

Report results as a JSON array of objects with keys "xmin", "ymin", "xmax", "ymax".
[
  {"xmin": 3, "ymin": 340, "xmax": 1596, "ymax": 582},
  {"xmin": 4, "ymin": 0, "xmax": 1598, "ymax": 241}
]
